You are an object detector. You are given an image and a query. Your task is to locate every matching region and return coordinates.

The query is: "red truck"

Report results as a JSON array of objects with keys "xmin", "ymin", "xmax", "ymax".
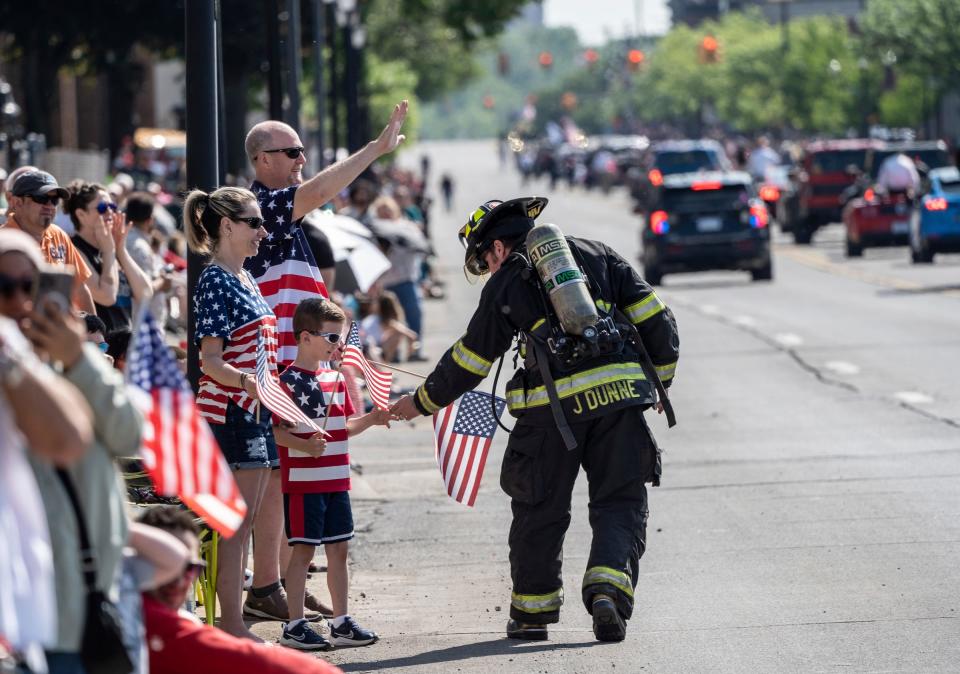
[{"xmin": 781, "ymin": 139, "xmax": 883, "ymax": 244}]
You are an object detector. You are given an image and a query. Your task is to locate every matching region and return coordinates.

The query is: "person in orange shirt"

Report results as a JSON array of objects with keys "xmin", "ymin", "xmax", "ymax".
[{"xmin": 5, "ymin": 171, "xmax": 120, "ymax": 314}]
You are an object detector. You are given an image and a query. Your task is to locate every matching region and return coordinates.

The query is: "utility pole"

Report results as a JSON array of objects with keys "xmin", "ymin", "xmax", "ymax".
[
  {"xmin": 185, "ymin": 0, "xmax": 219, "ymax": 391},
  {"xmin": 311, "ymin": 0, "xmax": 327, "ymax": 170},
  {"xmin": 282, "ymin": 0, "xmax": 302, "ymax": 131},
  {"xmin": 265, "ymin": 0, "xmax": 283, "ymax": 120}
]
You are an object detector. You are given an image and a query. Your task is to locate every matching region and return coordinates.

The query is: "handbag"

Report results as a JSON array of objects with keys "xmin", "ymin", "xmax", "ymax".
[{"xmin": 55, "ymin": 469, "xmax": 133, "ymax": 674}]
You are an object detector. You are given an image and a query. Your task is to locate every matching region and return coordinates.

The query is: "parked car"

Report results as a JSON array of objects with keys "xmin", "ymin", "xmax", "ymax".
[
  {"xmin": 782, "ymin": 139, "xmax": 882, "ymax": 244},
  {"xmin": 910, "ymin": 166, "xmax": 960, "ymax": 263},
  {"xmin": 639, "ymin": 171, "xmax": 772, "ymax": 285},
  {"xmin": 842, "ymin": 188, "xmax": 915, "ymax": 257}
]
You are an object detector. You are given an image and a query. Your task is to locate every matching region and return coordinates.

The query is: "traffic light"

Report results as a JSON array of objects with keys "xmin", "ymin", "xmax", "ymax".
[
  {"xmin": 699, "ymin": 35, "xmax": 720, "ymax": 64},
  {"xmin": 483, "ymin": 95, "xmax": 495, "ymax": 109},
  {"xmin": 584, "ymin": 48, "xmax": 599, "ymax": 66},
  {"xmin": 538, "ymin": 51, "xmax": 553, "ymax": 69},
  {"xmin": 627, "ymin": 49, "xmax": 645, "ymax": 71}
]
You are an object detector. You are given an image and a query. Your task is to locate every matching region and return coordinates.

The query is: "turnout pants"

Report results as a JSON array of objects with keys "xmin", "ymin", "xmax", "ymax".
[{"xmin": 500, "ymin": 406, "xmax": 661, "ymax": 625}]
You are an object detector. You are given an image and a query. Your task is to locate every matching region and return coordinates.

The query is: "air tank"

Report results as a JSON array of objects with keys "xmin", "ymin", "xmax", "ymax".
[{"xmin": 526, "ymin": 223, "xmax": 598, "ymax": 335}]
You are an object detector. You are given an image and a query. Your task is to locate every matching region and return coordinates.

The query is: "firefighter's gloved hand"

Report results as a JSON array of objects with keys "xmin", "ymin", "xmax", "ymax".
[
  {"xmin": 655, "ymin": 401, "xmax": 664, "ymax": 414},
  {"xmin": 390, "ymin": 394, "xmax": 420, "ymax": 421}
]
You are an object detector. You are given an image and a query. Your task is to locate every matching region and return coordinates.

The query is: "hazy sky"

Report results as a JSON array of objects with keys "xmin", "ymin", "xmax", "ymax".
[{"xmin": 543, "ymin": 0, "xmax": 671, "ymax": 44}]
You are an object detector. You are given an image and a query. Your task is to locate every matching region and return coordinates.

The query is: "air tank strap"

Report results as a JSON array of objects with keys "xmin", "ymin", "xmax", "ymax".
[{"xmin": 528, "ymin": 337, "xmax": 578, "ymax": 451}]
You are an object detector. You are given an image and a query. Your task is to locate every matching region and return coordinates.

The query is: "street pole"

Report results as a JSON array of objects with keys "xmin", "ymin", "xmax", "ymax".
[
  {"xmin": 283, "ymin": 0, "xmax": 302, "ymax": 131},
  {"xmin": 343, "ymin": 11, "xmax": 361, "ymax": 153},
  {"xmin": 185, "ymin": 0, "xmax": 219, "ymax": 392},
  {"xmin": 328, "ymin": 2, "xmax": 340, "ymax": 159},
  {"xmin": 311, "ymin": 0, "xmax": 327, "ymax": 170},
  {"xmin": 265, "ymin": 0, "xmax": 283, "ymax": 120}
]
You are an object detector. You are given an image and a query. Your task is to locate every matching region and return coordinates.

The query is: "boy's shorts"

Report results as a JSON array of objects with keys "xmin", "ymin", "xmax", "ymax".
[{"xmin": 284, "ymin": 491, "xmax": 354, "ymax": 545}]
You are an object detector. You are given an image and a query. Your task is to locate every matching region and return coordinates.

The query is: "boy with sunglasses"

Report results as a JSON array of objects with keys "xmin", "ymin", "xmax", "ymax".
[{"xmin": 273, "ymin": 297, "xmax": 391, "ymax": 651}]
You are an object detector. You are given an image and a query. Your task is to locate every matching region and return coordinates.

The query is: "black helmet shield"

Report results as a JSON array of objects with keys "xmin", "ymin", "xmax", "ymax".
[{"xmin": 458, "ymin": 196, "xmax": 548, "ymax": 277}]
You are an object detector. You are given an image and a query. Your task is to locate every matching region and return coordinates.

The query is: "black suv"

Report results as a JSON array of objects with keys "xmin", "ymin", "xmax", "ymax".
[
  {"xmin": 639, "ymin": 171, "xmax": 773, "ymax": 285},
  {"xmin": 629, "ymin": 139, "xmax": 732, "ymax": 212}
]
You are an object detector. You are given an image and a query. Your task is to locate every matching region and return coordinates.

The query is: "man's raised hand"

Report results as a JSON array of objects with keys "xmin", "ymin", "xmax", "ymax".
[{"xmin": 374, "ymin": 100, "xmax": 408, "ymax": 157}]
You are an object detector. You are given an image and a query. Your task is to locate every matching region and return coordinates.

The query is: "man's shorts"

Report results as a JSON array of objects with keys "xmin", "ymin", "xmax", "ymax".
[{"xmin": 284, "ymin": 491, "xmax": 354, "ymax": 545}]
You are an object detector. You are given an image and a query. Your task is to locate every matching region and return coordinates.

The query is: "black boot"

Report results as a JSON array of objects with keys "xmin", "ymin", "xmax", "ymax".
[
  {"xmin": 506, "ymin": 619, "xmax": 549, "ymax": 640},
  {"xmin": 591, "ymin": 594, "xmax": 626, "ymax": 642}
]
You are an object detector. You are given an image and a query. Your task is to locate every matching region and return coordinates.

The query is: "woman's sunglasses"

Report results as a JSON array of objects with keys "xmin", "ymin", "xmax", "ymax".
[
  {"xmin": 29, "ymin": 194, "xmax": 60, "ymax": 206},
  {"xmin": 234, "ymin": 216, "xmax": 265, "ymax": 229},
  {"xmin": 306, "ymin": 330, "xmax": 342, "ymax": 344},
  {"xmin": 262, "ymin": 146, "xmax": 305, "ymax": 159},
  {"xmin": 0, "ymin": 274, "xmax": 34, "ymax": 298},
  {"xmin": 97, "ymin": 201, "xmax": 119, "ymax": 214}
]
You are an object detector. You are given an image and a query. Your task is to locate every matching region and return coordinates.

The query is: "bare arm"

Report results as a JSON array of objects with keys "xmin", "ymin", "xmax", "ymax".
[
  {"xmin": 272, "ymin": 426, "xmax": 327, "ymax": 456},
  {"xmin": 345, "ymin": 407, "xmax": 392, "ymax": 437},
  {"xmin": 113, "ymin": 213, "xmax": 154, "ymax": 303},
  {"xmin": 74, "ymin": 280, "xmax": 97, "ymax": 315},
  {"xmin": 127, "ymin": 521, "xmax": 190, "ymax": 589},
  {"xmin": 293, "ymin": 101, "xmax": 408, "ymax": 221},
  {"xmin": 86, "ymin": 217, "xmax": 120, "ymax": 305}
]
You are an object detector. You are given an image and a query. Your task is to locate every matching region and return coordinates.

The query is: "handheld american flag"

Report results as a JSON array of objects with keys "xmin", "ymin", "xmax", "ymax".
[
  {"xmin": 254, "ymin": 334, "xmax": 328, "ymax": 435},
  {"xmin": 127, "ymin": 310, "xmax": 247, "ymax": 536},
  {"xmin": 433, "ymin": 391, "xmax": 506, "ymax": 507},
  {"xmin": 341, "ymin": 321, "xmax": 393, "ymax": 409}
]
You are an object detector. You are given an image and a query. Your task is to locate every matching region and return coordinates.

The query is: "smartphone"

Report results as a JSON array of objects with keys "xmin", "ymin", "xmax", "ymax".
[{"xmin": 34, "ymin": 269, "xmax": 75, "ymax": 312}]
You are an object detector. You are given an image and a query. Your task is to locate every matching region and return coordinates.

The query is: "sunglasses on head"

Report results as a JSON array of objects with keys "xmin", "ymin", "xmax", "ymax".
[
  {"xmin": 306, "ymin": 330, "xmax": 342, "ymax": 344},
  {"xmin": 0, "ymin": 274, "xmax": 34, "ymax": 298},
  {"xmin": 262, "ymin": 146, "xmax": 305, "ymax": 159},
  {"xmin": 97, "ymin": 201, "xmax": 118, "ymax": 214},
  {"xmin": 28, "ymin": 194, "xmax": 60, "ymax": 206},
  {"xmin": 233, "ymin": 215, "xmax": 265, "ymax": 229}
]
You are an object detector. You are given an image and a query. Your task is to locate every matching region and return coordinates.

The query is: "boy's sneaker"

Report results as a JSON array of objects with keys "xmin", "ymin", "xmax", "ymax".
[
  {"xmin": 280, "ymin": 620, "xmax": 332, "ymax": 651},
  {"xmin": 328, "ymin": 616, "xmax": 378, "ymax": 647}
]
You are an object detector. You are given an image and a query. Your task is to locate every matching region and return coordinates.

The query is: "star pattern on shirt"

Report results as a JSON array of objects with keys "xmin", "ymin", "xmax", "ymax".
[
  {"xmin": 280, "ymin": 368, "xmax": 329, "ymax": 420},
  {"xmin": 194, "ymin": 266, "xmax": 266, "ymax": 338}
]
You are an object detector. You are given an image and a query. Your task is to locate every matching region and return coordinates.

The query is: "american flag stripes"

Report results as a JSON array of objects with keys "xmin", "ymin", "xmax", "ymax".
[
  {"xmin": 254, "ymin": 335, "xmax": 328, "ymax": 435},
  {"xmin": 127, "ymin": 310, "xmax": 247, "ymax": 537},
  {"xmin": 247, "ymin": 182, "xmax": 329, "ymax": 366},
  {"xmin": 341, "ymin": 321, "xmax": 393, "ymax": 409},
  {"xmin": 432, "ymin": 391, "xmax": 506, "ymax": 507}
]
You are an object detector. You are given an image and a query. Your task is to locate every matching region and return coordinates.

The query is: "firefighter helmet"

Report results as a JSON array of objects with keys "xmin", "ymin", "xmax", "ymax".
[{"xmin": 459, "ymin": 196, "xmax": 548, "ymax": 277}]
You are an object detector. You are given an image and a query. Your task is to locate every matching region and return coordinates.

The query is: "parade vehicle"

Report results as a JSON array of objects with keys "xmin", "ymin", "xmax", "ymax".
[
  {"xmin": 910, "ymin": 166, "xmax": 960, "ymax": 263},
  {"xmin": 781, "ymin": 138, "xmax": 882, "ymax": 244},
  {"xmin": 841, "ymin": 141, "xmax": 954, "ymax": 257},
  {"xmin": 630, "ymin": 139, "xmax": 731, "ymax": 213},
  {"xmin": 639, "ymin": 170, "xmax": 772, "ymax": 285}
]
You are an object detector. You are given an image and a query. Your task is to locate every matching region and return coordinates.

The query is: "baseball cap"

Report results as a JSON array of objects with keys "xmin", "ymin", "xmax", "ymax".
[{"xmin": 11, "ymin": 170, "xmax": 70, "ymax": 200}]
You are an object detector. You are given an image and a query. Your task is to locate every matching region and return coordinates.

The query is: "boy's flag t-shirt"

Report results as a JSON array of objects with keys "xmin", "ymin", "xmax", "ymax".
[{"xmin": 276, "ymin": 366, "xmax": 355, "ymax": 493}]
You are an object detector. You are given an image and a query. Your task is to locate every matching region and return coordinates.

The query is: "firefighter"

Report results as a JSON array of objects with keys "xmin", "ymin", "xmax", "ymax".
[{"xmin": 389, "ymin": 196, "xmax": 680, "ymax": 642}]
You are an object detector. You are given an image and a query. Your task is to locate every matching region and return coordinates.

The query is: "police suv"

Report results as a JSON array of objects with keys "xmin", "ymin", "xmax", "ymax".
[{"xmin": 639, "ymin": 170, "xmax": 772, "ymax": 285}]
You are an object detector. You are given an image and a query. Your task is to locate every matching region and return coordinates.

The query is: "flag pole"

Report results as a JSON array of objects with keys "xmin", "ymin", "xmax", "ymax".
[
  {"xmin": 364, "ymin": 359, "xmax": 427, "ymax": 380},
  {"xmin": 322, "ymin": 357, "xmax": 346, "ymax": 433}
]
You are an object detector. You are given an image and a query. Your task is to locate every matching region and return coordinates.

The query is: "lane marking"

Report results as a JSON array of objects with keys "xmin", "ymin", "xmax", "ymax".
[
  {"xmin": 776, "ymin": 245, "xmax": 960, "ymax": 298},
  {"xmin": 734, "ymin": 315, "xmax": 757, "ymax": 328},
  {"xmin": 824, "ymin": 360, "xmax": 861, "ymax": 376},
  {"xmin": 700, "ymin": 304, "xmax": 720, "ymax": 315},
  {"xmin": 893, "ymin": 391, "xmax": 934, "ymax": 405},
  {"xmin": 774, "ymin": 332, "xmax": 804, "ymax": 347}
]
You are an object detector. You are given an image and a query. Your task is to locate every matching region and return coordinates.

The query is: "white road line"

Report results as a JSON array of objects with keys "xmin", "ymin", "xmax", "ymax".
[
  {"xmin": 824, "ymin": 361, "xmax": 861, "ymax": 376},
  {"xmin": 700, "ymin": 304, "xmax": 720, "ymax": 315},
  {"xmin": 774, "ymin": 333, "xmax": 804, "ymax": 347},
  {"xmin": 734, "ymin": 315, "xmax": 757, "ymax": 327},
  {"xmin": 893, "ymin": 391, "xmax": 934, "ymax": 405}
]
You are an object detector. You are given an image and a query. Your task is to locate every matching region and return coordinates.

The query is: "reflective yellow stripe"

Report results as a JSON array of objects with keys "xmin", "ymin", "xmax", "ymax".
[
  {"xmin": 655, "ymin": 360, "xmax": 677, "ymax": 382},
  {"xmin": 416, "ymin": 385, "xmax": 441, "ymax": 414},
  {"xmin": 505, "ymin": 363, "xmax": 647, "ymax": 411},
  {"xmin": 451, "ymin": 339, "xmax": 492, "ymax": 377},
  {"xmin": 511, "ymin": 588, "xmax": 564, "ymax": 613},
  {"xmin": 472, "ymin": 207, "xmax": 486, "ymax": 223},
  {"xmin": 625, "ymin": 293, "xmax": 665, "ymax": 325},
  {"xmin": 530, "ymin": 318, "xmax": 546, "ymax": 332},
  {"xmin": 583, "ymin": 566, "xmax": 633, "ymax": 598},
  {"xmin": 595, "ymin": 299, "xmax": 612, "ymax": 313}
]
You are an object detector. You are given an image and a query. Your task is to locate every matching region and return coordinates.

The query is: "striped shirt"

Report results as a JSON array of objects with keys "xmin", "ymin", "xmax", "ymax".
[
  {"xmin": 276, "ymin": 366, "xmax": 355, "ymax": 494},
  {"xmin": 193, "ymin": 264, "xmax": 278, "ymax": 425}
]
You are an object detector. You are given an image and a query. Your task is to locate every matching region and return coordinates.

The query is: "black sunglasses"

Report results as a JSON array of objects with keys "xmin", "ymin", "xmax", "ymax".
[
  {"xmin": 28, "ymin": 194, "xmax": 60, "ymax": 206},
  {"xmin": 0, "ymin": 274, "xmax": 34, "ymax": 298},
  {"xmin": 183, "ymin": 560, "xmax": 207, "ymax": 576},
  {"xmin": 97, "ymin": 201, "xmax": 118, "ymax": 214},
  {"xmin": 306, "ymin": 330, "xmax": 342, "ymax": 344},
  {"xmin": 262, "ymin": 146, "xmax": 305, "ymax": 159},
  {"xmin": 234, "ymin": 216, "xmax": 265, "ymax": 229}
]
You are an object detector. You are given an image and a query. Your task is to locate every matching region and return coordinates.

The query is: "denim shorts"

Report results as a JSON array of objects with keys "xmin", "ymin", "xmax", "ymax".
[
  {"xmin": 284, "ymin": 491, "xmax": 354, "ymax": 545},
  {"xmin": 209, "ymin": 400, "xmax": 278, "ymax": 470}
]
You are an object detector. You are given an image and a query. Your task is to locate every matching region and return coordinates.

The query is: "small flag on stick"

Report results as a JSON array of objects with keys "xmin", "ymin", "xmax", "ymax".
[
  {"xmin": 341, "ymin": 321, "xmax": 393, "ymax": 409},
  {"xmin": 432, "ymin": 391, "xmax": 506, "ymax": 507}
]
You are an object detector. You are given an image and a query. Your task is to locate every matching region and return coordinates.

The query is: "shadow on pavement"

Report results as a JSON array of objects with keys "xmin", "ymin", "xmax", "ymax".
[
  {"xmin": 878, "ymin": 283, "xmax": 960, "ymax": 296},
  {"xmin": 336, "ymin": 637, "xmax": 605, "ymax": 672}
]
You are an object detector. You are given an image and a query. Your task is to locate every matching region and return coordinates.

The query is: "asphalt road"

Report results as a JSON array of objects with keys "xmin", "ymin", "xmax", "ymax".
[{"xmin": 259, "ymin": 140, "xmax": 960, "ymax": 673}]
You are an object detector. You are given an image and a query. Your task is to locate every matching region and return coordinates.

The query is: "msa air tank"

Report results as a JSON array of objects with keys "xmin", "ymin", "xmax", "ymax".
[{"xmin": 526, "ymin": 223, "xmax": 598, "ymax": 335}]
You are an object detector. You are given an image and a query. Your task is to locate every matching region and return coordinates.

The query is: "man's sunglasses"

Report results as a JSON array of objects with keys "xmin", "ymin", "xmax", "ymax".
[
  {"xmin": 233, "ymin": 216, "xmax": 265, "ymax": 229},
  {"xmin": 305, "ymin": 330, "xmax": 342, "ymax": 344},
  {"xmin": 262, "ymin": 146, "xmax": 305, "ymax": 159},
  {"xmin": 0, "ymin": 274, "xmax": 34, "ymax": 298},
  {"xmin": 97, "ymin": 201, "xmax": 118, "ymax": 214},
  {"xmin": 28, "ymin": 194, "xmax": 60, "ymax": 206}
]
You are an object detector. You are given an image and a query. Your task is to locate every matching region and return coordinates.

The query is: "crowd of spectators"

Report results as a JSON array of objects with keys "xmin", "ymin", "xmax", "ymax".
[{"xmin": 0, "ymin": 99, "xmax": 433, "ymax": 673}]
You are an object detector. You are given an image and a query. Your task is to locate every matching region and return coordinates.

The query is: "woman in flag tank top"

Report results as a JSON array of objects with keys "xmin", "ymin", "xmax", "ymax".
[{"xmin": 185, "ymin": 186, "xmax": 279, "ymax": 642}]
